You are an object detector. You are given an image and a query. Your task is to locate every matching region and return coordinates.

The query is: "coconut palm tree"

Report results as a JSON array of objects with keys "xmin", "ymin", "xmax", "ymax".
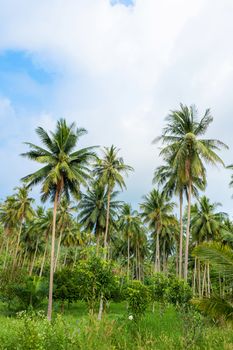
[
  {"xmin": 118, "ymin": 204, "xmax": 142, "ymax": 279},
  {"xmin": 153, "ymin": 161, "xmax": 205, "ymax": 278},
  {"xmin": 155, "ymin": 104, "xmax": 227, "ymax": 281},
  {"xmin": 78, "ymin": 180, "xmax": 121, "ymax": 252},
  {"xmin": 21, "ymin": 118, "xmax": 96, "ymax": 321},
  {"xmin": 140, "ymin": 189, "xmax": 176, "ymax": 272},
  {"xmin": 191, "ymin": 196, "xmax": 228, "ymax": 296},
  {"xmin": 94, "ymin": 146, "xmax": 133, "ymax": 259},
  {"xmin": 12, "ymin": 186, "xmax": 35, "ymax": 269},
  {"xmin": 193, "ymin": 242, "xmax": 233, "ymax": 321}
]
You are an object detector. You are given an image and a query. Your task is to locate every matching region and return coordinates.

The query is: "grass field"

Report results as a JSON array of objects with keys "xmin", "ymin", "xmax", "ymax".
[{"xmin": 0, "ymin": 301, "xmax": 233, "ymax": 349}]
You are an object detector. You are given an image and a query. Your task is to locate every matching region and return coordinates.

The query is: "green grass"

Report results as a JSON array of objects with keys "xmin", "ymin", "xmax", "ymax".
[{"xmin": 0, "ymin": 302, "xmax": 233, "ymax": 349}]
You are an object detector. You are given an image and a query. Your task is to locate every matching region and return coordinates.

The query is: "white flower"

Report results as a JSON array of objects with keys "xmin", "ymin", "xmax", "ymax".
[{"xmin": 128, "ymin": 315, "xmax": 133, "ymax": 320}]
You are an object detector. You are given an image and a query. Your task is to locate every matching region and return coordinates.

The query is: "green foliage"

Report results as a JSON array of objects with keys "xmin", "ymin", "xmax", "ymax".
[
  {"xmin": 0, "ymin": 269, "xmax": 47, "ymax": 311},
  {"xmin": 146, "ymin": 273, "xmax": 192, "ymax": 306},
  {"xmin": 164, "ymin": 277, "xmax": 192, "ymax": 305},
  {"xmin": 146, "ymin": 273, "xmax": 169, "ymax": 303},
  {"xmin": 75, "ymin": 254, "xmax": 117, "ymax": 313},
  {"xmin": 125, "ymin": 280, "xmax": 151, "ymax": 320},
  {"xmin": 54, "ymin": 268, "xmax": 79, "ymax": 308}
]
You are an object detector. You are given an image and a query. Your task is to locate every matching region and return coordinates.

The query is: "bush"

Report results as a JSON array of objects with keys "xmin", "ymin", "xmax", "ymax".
[
  {"xmin": 54, "ymin": 268, "xmax": 79, "ymax": 311},
  {"xmin": 164, "ymin": 277, "xmax": 192, "ymax": 306},
  {"xmin": 75, "ymin": 255, "xmax": 117, "ymax": 314},
  {"xmin": 125, "ymin": 280, "xmax": 151, "ymax": 320}
]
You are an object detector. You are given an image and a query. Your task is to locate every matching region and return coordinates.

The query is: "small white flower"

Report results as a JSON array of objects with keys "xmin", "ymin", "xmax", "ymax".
[{"xmin": 128, "ymin": 315, "xmax": 133, "ymax": 320}]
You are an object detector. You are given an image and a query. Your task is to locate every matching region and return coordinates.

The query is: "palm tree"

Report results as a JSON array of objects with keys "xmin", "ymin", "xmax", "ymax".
[
  {"xmin": 119, "ymin": 204, "xmax": 142, "ymax": 279},
  {"xmin": 155, "ymin": 104, "xmax": 227, "ymax": 281},
  {"xmin": 12, "ymin": 186, "xmax": 35, "ymax": 269},
  {"xmin": 78, "ymin": 180, "xmax": 121, "ymax": 252},
  {"xmin": 94, "ymin": 146, "xmax": 133, "ymax": 259},
  {"xmin": 140, "ymin": 189, "xmax": 176, "ymax": 272},
  {"xmin": 191, "ymin": 196, "xmax": 228, "ymax": 296},
  {"xmin": 153, "ymin": 161, "xmax": 205, "ymax": 278},
  {"xmin": 193, "ymin": 242, "xmax": 233, "ymax": 321},
  {"xmin": 21, "ymin": 118, "xmax": 96, "ymax": 321}
]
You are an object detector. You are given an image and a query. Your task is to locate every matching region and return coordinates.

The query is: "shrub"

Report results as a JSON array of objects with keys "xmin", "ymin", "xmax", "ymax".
[
  {"xmin": 75, "ymin": 255, "xmax": 117, "ymax": 314},
  {"xmin": 125, "ymin": 280, "xmax": 151, "ymax": 320},
  {"xmin": 164, "ymin": 277, "xmax": 192, "ymax": 306}
]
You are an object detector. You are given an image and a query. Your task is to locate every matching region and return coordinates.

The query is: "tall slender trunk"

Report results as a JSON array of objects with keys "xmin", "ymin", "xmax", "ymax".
[
  {"xmin": 54, "ymin": 229, "xmax": 63, "ymax": 272},
  {"xmin": 3, "ymin": 237, "xmax": 9, "ymax": 269},
  {"xmin": 207, "ymin": 262, "xmax": 210, "ymax": 297},
  {"xmin": 39, "ymin": 238, "xmax": 48, "ymax": 277},
  {"xmin": 184, "ymin": 180, "xmax": 192, "ymax": 282},
  {"xmin": 12, "ymin": 221, "xmax": 23, "ymax": 270},
  {"xmin": 179, "ymin": 191, "xmax": 183, "ymax": 279},
  {"xmin": 155, "ymin": 227, "xmax": 161, "ymax": 273},
  {"xmin": 138, "ymin": 244, "xmax": 141, "ymax": 281},
  {"xmin": 127, "ymin": 234, "xmax": 130, "ymax": 280},
  {"xmin": 103, "ymin": 188, "xmax": 111, "ymax": 260},
  {"xmin": 73, "ymin": 247, "xmax": 78, "ymax": 269},
  {"xmin": 193, "ymin": 256, "xmax": 197, "ymax": 295},
  {"xmin": 29, "ymin": 238, "xmax": 39, "ymax": 276},
  {"xmin": 47, "ymin": 188, "xmax": 59, "ymax": 321},
  {"xmin": 162, "ymin": 240, "xmax": 166, "ymax": 273},
  {"xmin": 22, "ymin": 247, "xmax": 28, "ymax": 269},
  {"xmin": 198, "ymin": 260, "xmax": 201, "ymax": 297},
  {"xmin": 98, "ymin": 188, "xmax": 111, "ymax": 321}
]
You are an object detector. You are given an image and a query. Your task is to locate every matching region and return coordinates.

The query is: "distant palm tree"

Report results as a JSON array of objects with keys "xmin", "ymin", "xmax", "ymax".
[
  {"xmin": 155, "ymin": 104, "xmax": 227, "ymax": 280},
  {"xmin": 154, "ymin": 161, "xmax": 205, "ymax": 278},
  {"xmin": 140, "ymin": 189, "xmax": 176, "ymax": 272},
  {"xmin": 21, "ymin": 119, "xmax": 96, "ymax": 321},
  {"xmin": 94, "ymin": 145, "xmax": 133, "ymax": 259},
  {"xmin": 78, "ymin": 180, "xmax": 121, "ymax": 251},
  {"xmin": 12, "ymin": 186, "xmax": 35, "ymax": 269},
  {"xmin": 119, "ymin": 204, "xmax": 142, "ymax": 279},
  {"xmin": 191, "ymin": 196, "xmax": 228, "ymax": 296}
]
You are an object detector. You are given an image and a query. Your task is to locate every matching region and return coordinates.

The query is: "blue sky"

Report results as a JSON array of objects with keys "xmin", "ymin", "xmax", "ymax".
[{"xmin": 0, "ymin": 0, "xmax": 233, "ymax": 214}]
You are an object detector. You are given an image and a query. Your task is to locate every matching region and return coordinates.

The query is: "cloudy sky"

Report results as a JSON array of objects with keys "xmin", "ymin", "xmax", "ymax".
[{"xmin": 0, "ymin": 0, "xmax": 232, "ymax": 213}]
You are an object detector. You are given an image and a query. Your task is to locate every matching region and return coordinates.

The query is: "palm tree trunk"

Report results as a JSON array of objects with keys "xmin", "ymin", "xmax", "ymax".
[
  {"xmin": 163, "ymin": 240, "xmax": 166, "ymax": 273},
  {"xmin": 73, "ymin": 247, "xmax": 78, "ymax": 269},
  {"xmin": 207, "ymin": 262, "xmax": 211, "ymax": 297},
  {"xmin": 103, "ymin": 188, "xmax": 111, "ymax": 260},
  {"xmin": 98, "ymin": 188, "xmax": 111, "ymax": 321},
  {"xmin": 12, "ymin": 220, "xmax": 23, "ymax": 270},
  {"xmin": 179, "ymin": 191, "xmax": 183, "ymax": 279},
  {"xmin": 63, "ymin": 251, "xmax": 67, "ymax": 266},
  {"xmin": 184, "ymin": 180, "xmax": 192, "ymax": 282},
  {"xmin": 155, "ymin": 228, "xmax": 161, "ymax": 273},
  {"xmin": 54, "ymin": 230, "xmax": 63, "ymax": 272},
  {"xmin": 22, "ymin": 247, "xmax": 28, "ymax": 269},
  {"xmin": 39, "ymin": 239, "xmax": 48, "ymax": 277},
  {"xmin": 29, "ymin": 238, "xmax": 39, "ymax": 276},
  {"xmin": 127, "ymin": 234, "xmax": 130, "ymax": 280},
  {"xmin": 47, "ymin": 188, "xmax": 59, "ymax": 321},
  {"xmin": 3, "ymin": 237, "xmax": 9, "ymax": 269},
  {"xmin": 193, "ymin": 256, "xmax": 197, "ymax": 295}
]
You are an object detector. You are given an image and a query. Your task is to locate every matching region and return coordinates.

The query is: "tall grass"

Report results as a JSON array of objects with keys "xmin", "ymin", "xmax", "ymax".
[{"xmin": 0, "ymin": 303, "xmax": 233, "ymax": 349}]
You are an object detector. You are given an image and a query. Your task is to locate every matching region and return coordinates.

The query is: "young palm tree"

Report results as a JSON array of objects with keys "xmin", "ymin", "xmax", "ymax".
[
  {"xmin": 21, "ymin": 119, "xmax": 96, "ymax": 321},
  {"xmin": 155, "ymin": 104, "xmax": 227, "ymax": 281},
  {"xmin": 140, "ymin": 189, "xmax": 176, "ymax": 272},
  {"xmin": 94, "ymin": 146, "xmax": 133, "ymax": 259}
]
